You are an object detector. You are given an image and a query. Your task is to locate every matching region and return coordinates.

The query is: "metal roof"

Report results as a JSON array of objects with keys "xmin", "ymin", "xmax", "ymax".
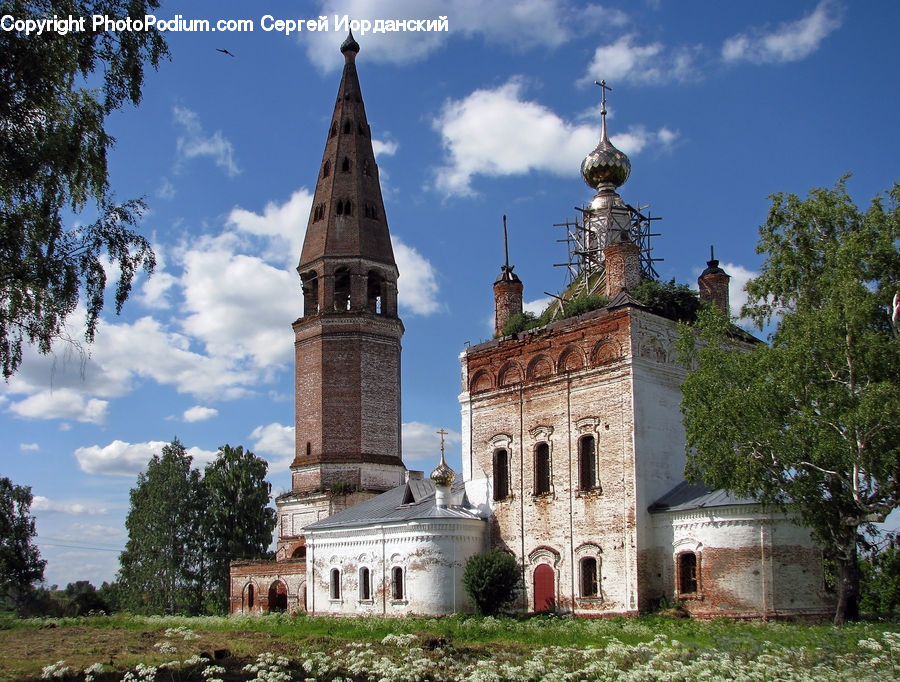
[
  {"xmin": 305, "ymin": 479, "xmax": 485, "ymax": 531},
  {"xmin": 649, "ymin": 480, "xmax": 760, "ymax": 513}
]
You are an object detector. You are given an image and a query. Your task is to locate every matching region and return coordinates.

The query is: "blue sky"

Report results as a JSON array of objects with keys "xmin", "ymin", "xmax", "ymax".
[{"xmin": 2, "ymin": 0, "xmax": 897, "ymax": 588}]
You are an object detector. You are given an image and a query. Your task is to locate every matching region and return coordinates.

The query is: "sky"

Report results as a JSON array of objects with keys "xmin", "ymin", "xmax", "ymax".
[{"xmin": 2, "ymin": 0, "xmax": 898, "ymax": 589}]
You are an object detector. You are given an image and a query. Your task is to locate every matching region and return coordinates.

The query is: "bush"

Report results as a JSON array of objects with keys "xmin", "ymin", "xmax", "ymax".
[
  {"xmin": 631, "ymin": 278, "xmax": 703, "ymax": 322},
  {"xmin": 463, "ymin": 550, "xmax": 520, "ymax": 615}
]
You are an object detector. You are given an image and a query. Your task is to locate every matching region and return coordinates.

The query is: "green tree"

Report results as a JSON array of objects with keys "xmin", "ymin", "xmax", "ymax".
[
  {"xmin": 118, "ymin": 439, "xmax": 202, "ymax": 615},
  {"xmin": 0, "ymin": 477, "xmax": 46, "ymax": 615},
  {"xmin": 463, "ymin": 549, "xmax": 520, "ymax": 615},
  {"xmin": 859, "ymin": 536, "xmax": 900, "ymax": 615},
  {"xmin": 632, "ymin": 277, "xmax": 703, "ymax": 322},
  {"xmin": 202, "ymin": 445, "xmax": 276, "ymax": 613},
  {"xmin": 678, "ymin": 179, "xmax": 900, "ymax": 624},
  {"xmin": 0, "ymin": 0, "xmax": 168, "ymax": 378}
]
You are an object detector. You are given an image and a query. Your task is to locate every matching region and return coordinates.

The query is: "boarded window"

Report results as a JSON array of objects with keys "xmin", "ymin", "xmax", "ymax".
[
  {"xmin": 493, "ymin": 448, "xmax": 509, "ymax": 501},
  {"xmin": 679, "ymin": 552, "xmax": 698, "ymax": 594},
  {"xmin": 534, "ymin": 442, "xmax": 551, "ymax": 495},
  {"xmin": 359, "ymin": 567, "xmax": 371, "ymax": 600},
  {"xmin": 330, "ymin": 569, "xmax": 341, "ymax": 600},
  {"xmin": 580, "ymin": 557, "xmax": 599, "ymax": 597},
  {"xmin": 578, "ymin": 435, "xmax": 596, "ymax": 490},
  {"xmin": 391, "ymin": 567, "xmax": 404, "ymax": 600}
]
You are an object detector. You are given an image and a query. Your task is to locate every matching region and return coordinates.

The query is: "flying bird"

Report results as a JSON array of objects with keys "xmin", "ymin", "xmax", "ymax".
[{"xmin": 216, "ymin": 48, "xmax": 235, "ymax": 57}]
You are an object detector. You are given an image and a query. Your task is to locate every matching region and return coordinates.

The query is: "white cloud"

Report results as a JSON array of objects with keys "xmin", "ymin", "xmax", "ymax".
[
  {"xmin": 156, "ymin": 177, "xmax": 176, "ymax": 200},
  {"xmin": 524, "ymin": 296, "xmax": 553, "ymax": 316},
  {"xmin": 432, "ymin": 79, "xmax": 676, "ymax": 196},
  {"xmin": 138, "ymin": 245, "xmax": 178, "ymax": 310},
  {"xmin": 305, "ymin": 0, "xmax": 578, "ymax": 71},
  {"xmin": 393, "ymin": 236, "xmax": 440, "ymax": 315},
  {"xmin": 9, "ymin": 389, "xmax": 109, "ymax": 424},
  {"xmin": 173, "ymin": 106, "xmax": 240, "ymax": 177},
  {"xmin": 720, "ymin": 262, "xmax": 757, "ymax": 319},
  {"xmin": 722, "ymin": 1, "xmax": 843, "ymax": 64},
  {"xmin": 20, "ymin": 442, "xmax": 39, "ymax": 452},
  {"xmin": 402, "ymin": 421, "xmax": 460, "ymax": 463},
  {"xmin": 580, "ymin": 34, "xmax": 699, "ymax": 85},
  {"xmin": 226, "ymin": 188, "xmax": 313, "ymax": 267},
  {"xmin": 372, "ymin": 138, "xmax": 398, "ymax": 159},
  {"xmin": 249, "ymin": 422, "xmax": 295, "ymax": 471},
  {"xmin": 74, "ymin": 439, "xmax": 219, "ymax": 477},
  {"xmin": 183, "ymin": 405, "xmax": 218, "ymax": 422},
  {"xmin": 32, "ymin": 496, "xmax": 108, "ymax": 515}
]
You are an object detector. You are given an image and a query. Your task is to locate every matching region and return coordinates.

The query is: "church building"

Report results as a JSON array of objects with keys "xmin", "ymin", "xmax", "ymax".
[{"xmin": 230, "ymin": 35, "xmax": 834, "ymax": 620}]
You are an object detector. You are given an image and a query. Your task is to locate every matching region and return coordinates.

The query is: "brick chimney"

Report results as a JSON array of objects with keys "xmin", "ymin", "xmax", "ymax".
[
  {"xmin": 604, "ymin": 239, "xmax": 641, "ymax": 298},
  {"xmin": 494, "ymin": 216, "xmax": 523, "ymax": 336},
  {"xmin": 698, "ymin": 247, "xmax": 731, "ymax": 316}
]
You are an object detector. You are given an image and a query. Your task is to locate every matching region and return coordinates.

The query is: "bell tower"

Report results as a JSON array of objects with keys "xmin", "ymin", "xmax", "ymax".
[{"xmin": 290, "ymin": 31, "xmax": 406, "ymax": 497}]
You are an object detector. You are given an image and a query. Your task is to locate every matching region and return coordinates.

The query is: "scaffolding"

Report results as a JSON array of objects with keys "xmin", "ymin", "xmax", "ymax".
[{"xmin": 547, "ymin": 201, "xmax": 662, "ymax": 315}]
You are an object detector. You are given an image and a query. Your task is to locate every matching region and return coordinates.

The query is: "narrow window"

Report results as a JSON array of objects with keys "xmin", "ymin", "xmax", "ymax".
[
  {"xmin": 357, "ymin": 121, "xmax": 365, "ymax": 135},
  {"xmin": 342, "ymin": 156, "xmax": 350, "ymax": 172},
  {"xmin": 247, "ymin": 583, "xmax": 255, "ymax": 608},
  {"xmin": 306, "ymin": 441, "xmax": 311, "ymax": 456},
  {"xmin": 333, "ymin": 267, "xmax": 351, "ymax": 311},
  {"xmin": 330, "ymin": 568, "xmax": 341, "ymax": 600},
  {"xmin": 359, "ymin": 567, "xmax": 371, "ymax": 600},
  {"xmin": 534, "ymin": 442, "xmax": 551, "ymax": 495},
  {"xmin": 336, "ymin": 200, "xmax": 343, "ymax": 216},
  {"xmin": 343, "ymin": 200, "xmax": 352, "ymax": 217},
  {"xmin": 322, "ymin": 160, "xmax": 330, "ymax": 178},
  {"xmin": 493, "ymin": 448, "xmax": 509, "ymax": 501},
  {"xmin": 679, "ymin": 552, "xmax": 698, "ymax": 594},
  {"xmin": 391, "ymin": 567, "xmax": 404, "ymax": 600},
  {"xmin": 330, "ymin": 122, "xmax": 337, "ymax": 138},
  {"xmin": 578, "ymin": 435, "xmax": 596, "ymax": 491},
  {"xmin": 580, "ymin": 557, "xmax": 598, "ymax": 597},
  {"xmin": 343, "ymin": 119, "xmax": 352, "ymax": 134},
  {"xmin": 367, "ymin": 271, "xmax": 383, "ymax": 314},
  {"xmin": 363, "ymin": 160, "xmax": 370, "ymax": 177},
  {"xmin": 301, "ymin": 272, "xmax": 319, "ymax": 316}
]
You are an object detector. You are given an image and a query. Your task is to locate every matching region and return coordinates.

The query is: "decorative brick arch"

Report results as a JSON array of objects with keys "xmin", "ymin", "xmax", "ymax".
[
  {"xmin": 558, "ymin": 346, "xmax": 585, "ymax": 372},
  {"xmin": 470, "ymin": 369, "xmax": 493, "ymax": 393},
  {"xmin": 527, "ymin": 354, "xmax": 554, "ymax": 380},
  {"xmin": 498, "ymin": 361, "xmax": 523, "ymax": 387},
  {"xmin": 591, "ymin": 338, "xmax": 622, "ymax": 366}
]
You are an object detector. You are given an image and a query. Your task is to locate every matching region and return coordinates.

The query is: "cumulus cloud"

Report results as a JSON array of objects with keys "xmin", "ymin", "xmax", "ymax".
[
  {"xmin": 173, "ymin": 106, "xmax": 240, "ymax": 177},
  {"xmin": 432, "ymin": 79, "xmax": 677, "ymax": 196},
  {"xmin": 20, "ymin": 443, "xmax": 39, "ymax": 452},
  {"xmin": 393, "ymin": 236, "xmax": 440, "ymax": 315},
  {"xmin": 74, "ymin": 439, "xmax": 219, "ymax": 477},
  {"xmin": 32, "ymin": 496, "xmax": 108, "ymax": 515},
  {"xmin": 722, "ymin": 1, "xmax": 843, "ymax": 64},
  {"xmin": 720, "ymin": 262, "xmax": 757, "ymax": 319},
  {"xmin": 249, "ymin": 422, "xmax": 295, "ymax": 471},
  {"xmin": 9, "ymin": 389, "xmax": 109, "ymax": 424},
  {"xmin": 304, "ymin": 0, "xmax": 579, "ymax": 71},
  {"xmin": 183, "ymin": 405, "xmax": 218, "ymax": 422},
  {"xmin": 372, "ymin": 138, "xmax": 398, "ymax": 159},
  {"xmin": 226, "ymin": 188, "xmax": 313, "ymax": 267},
  {"xmin": 402, "ymin": 421, "xmax": 460, "ymax": 463},
  {"xmin": 580, "ymin": 34, "xmax": 699, "ymax": 85}
]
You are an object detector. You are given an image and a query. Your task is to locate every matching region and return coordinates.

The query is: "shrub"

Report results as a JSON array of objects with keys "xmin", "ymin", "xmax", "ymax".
[
  {"xmin": 632, "ymin": 278, "xmax": 703, "ymax": 322},
  {"xmin": 463, "ymin": 550, "xmax": 520, "ymax": 615}
]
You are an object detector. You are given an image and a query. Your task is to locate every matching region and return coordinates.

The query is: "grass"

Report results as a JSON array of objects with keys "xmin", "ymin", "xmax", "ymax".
[{"xmin": 1, "ymin": 612, "xmax": 897, "ymax": 681}]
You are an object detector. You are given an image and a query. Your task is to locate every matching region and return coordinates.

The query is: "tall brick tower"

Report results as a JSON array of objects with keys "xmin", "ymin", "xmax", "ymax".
[{"xmin": 276, "ymin": 32, "xmax": 406, "ymax": 558}]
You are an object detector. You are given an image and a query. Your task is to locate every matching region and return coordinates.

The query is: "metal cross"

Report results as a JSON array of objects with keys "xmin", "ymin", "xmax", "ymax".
[
  {"xmin": 594, "ymin": 79, "xmax": 612, "ymax": 114},
  {"xmin": 437, "ymin": 428, "xmax": 448, "ymax": 457}
]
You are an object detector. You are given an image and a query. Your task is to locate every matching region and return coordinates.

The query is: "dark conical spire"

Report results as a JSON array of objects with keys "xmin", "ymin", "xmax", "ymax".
[{"xmin": 298, "ymin": 33, "xmax": 395, "ymax": 273}]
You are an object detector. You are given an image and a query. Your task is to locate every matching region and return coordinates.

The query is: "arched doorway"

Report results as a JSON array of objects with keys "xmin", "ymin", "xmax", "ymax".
[
  {"xmin": 243, "ymin": 583, "xmax": 255, "ymax": 613},
  {"xmin": 268, "ymin": 580, "xmax": 288, "ymax": 612},
  {"xmin": 533, "ymin": 564, "xmax": 555, "ymax": 612}
]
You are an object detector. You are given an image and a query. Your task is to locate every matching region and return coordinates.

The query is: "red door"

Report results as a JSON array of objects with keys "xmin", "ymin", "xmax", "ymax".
[{"xmin": 533, "ymin": 564, "xmax": 555, "ymax": 612}]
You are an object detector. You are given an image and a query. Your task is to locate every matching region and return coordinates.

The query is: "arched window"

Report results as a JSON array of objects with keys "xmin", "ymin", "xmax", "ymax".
[
  {"xmin": 322, "ymin": 160, "xmax": 330, "ymax": 178},
  {"xmin": 330, "ymin": 568, "xmax": 341, "ymax": 600},
  {"xmin": 578, "ymin": 435, "xmax": 596, "ymax": 491},
  {"xmin": 336, "ymin": 200, "xmax": 343, "ymax": 216},
  {"xmin": 301, "ymin": 272, "xmax": 319, "ymax": 316},
  {"xmin": 359, "ymin": 567, "xmax": 371, "ymax": 600},
  {"xmin": 679, "ymin": 552, "xmax": 698, "ymax": 594},
  {"xmin": 534, "ymin": 442, "xmax": 551, "ymax": 495},
  {"xmin": 367, "ymin": 271, "xmax": 383, "ymax": 314},
  {"xmin": 246, "ymin": 583, "xmax": 255, "ymax": 609},
  {"xmin": 493, "ymin": 448, "xmax": 509, "ymax": 501},
  {"xmin": 341, "ymin": 156, "xmax": 350, "ymax": 172},
  {"xmin": 343, "ymin": 200, "xmax": 352, "ymax": 217},
  {"xmin": 580, "ymin": 557, "xmax": 599, "ymax": 597},
  {"xmin": 391, "ymin": 566, "xmax": 404, "ymax": 600},
  {"xmin": 333, "ymin": 268, "xmax": 351, "ymax": 311},
  {"xmin": 343, "ymin": 119, "xmax": 352, "ymax": 134},
  {"xmin": 330, "ymin": 122, "xmax": 337, "ymax": 138}
]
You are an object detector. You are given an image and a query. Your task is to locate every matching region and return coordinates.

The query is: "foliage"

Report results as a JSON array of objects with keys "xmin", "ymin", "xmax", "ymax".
[
  {"xmin": 500, "ymin": 293, "xmax": 609, "ymax": 337},
  {"xmin": 118, "ymin": 441, "xmax": 276, "ymax": 615},
  {"xmin": 463, "ymin": 550, "xmax": 520, "ymax": 615},
  {"xmin": 678, "ymin": 179, "xmax": 900, "ymax": 625},
  {"xmin": 0, "ymin": 477, "xmax": 45, "ymax": 614},
  {"xmin": 0, "ymin": 0, "xmax": 168, "ymax": 378},
  {"xmin": 859, "ymin": 539, "xmax": 900, "ymax": 615},
  {"xmin": 201, "ymin": 445, "xmax": 276, "ymax": 614},
  {"xmin": 632, "ymin": 277, "xmax": 704, "ymax": 322}
]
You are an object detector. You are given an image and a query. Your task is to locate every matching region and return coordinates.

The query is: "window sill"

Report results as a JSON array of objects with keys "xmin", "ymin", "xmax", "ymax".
[
  {"xmin": 358, "ymin": 598, "xmax": 374, "ymax": 604},
  {"xmin": 575, "ymin": 488, "xmax": 602, "ymax": 498},
  {"xmin": 390, "ymin": 599, "xmax": 409, "ymax": 606}
]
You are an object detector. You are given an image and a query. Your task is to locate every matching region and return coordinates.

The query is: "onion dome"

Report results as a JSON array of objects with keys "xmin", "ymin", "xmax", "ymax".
[
  {"xmin": 581, "ymin": 80, "xmax": 631, "ymax": 190},
  {"xmin": 430, "ymin": 452, "xmax": 456, "ymax": 488},
  {"xmin": 340, "ymin": 29, "xmax": 360, "ymax": 56}
]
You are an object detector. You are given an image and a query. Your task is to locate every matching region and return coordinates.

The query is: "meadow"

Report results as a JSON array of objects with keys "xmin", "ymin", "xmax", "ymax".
[{"xmin": 1, "ymin": 612, "xmax": 897, "ymax": 681}]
